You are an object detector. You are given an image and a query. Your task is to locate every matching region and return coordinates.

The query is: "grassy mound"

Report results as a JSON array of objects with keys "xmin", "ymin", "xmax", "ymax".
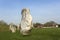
[{"xmin": 0, "ymin": 28, "xmax": 60, "ymax": 40}]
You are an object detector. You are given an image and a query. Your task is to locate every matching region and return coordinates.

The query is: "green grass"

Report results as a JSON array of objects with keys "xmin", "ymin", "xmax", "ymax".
[{"xmin": 0, "ymin": 28, "xmax": 60, "ymax": 40}]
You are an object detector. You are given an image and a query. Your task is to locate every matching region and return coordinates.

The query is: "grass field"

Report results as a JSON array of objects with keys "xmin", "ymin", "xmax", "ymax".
[{"xmin": 0, "ymin": 28, "xmax": 60, "ymax": 40}]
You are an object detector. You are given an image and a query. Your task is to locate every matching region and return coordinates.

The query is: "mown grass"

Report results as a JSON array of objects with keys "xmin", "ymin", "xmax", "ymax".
[{"xmin": 0, "ymin": 28, "xmax": 60, "ymax": 40}]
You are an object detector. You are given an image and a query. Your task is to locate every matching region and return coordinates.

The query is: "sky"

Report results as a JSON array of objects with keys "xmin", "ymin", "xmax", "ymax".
[{"xmin": 0, "ymin": 0, "xmax": 60, "ymax": 24}]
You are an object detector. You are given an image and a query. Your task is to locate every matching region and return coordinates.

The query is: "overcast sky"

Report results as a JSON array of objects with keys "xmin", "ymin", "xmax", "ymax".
[{"xmin": 0, "ymin": 0, "xmax": 60, "ymax": 24}]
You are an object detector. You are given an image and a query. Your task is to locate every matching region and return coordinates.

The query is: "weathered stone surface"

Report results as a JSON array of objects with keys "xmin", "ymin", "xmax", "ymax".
[
  {"xmin": 9, "ymin": 23, "xmax": 17, "ymax": 33},
  {"xmin": 20, "ymin": 8, "xmax": 33, "ymax": 35}
]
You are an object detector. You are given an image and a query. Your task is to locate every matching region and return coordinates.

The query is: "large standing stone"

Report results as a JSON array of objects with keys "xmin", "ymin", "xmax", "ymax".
[{"xmin": 20, "ymin": 8, "xmax": 33, "ymax": 35}]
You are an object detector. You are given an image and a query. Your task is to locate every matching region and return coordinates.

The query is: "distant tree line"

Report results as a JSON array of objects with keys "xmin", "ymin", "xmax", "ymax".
[
  {"xmin": 0, "ymin": 20, "xmax": 9, "ymax": 31},
  {"xmin": 0, "ymin": 20, "xmax": 60, "ymax": 31},
  {"xmin": 33, "ymin": 21, "xmax": 60, "ymax": 28}
]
